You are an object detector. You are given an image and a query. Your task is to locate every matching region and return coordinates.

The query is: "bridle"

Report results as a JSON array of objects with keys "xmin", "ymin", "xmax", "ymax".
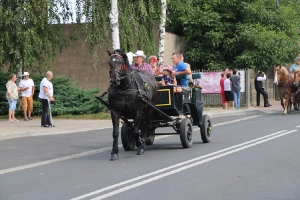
[
  {"xmin": 109, "ymin": 54, "xmax": 134, "ymax": 91},
  {"xmin": 109, "ymin": 54, "xmax": 126, "ymax": 77}
]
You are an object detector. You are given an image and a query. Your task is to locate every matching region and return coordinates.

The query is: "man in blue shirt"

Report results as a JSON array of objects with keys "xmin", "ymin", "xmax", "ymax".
[
  {"xmin": 171, "ymin": 53, "xmax": 191, "ymax": 87},
  {"xmin": 290, "ymin": 57, "xmax": 300, "ymax": 72}
]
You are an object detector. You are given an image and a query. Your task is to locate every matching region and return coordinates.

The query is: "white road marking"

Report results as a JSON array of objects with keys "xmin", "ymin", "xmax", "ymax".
[
  {"xmin": 89, "ymin": 130, "xmax": 298, "ymax": 200},
  {"xmin": 71, "ymin": 129, "xmax": 288, "ymax": 200},
  {"xmin": 0, "ymin": 115, "xmax": 261, "ymax": 175},
  {"xmin": 296, "ymin": 125, "xmax": 300, "ymax": 128}
]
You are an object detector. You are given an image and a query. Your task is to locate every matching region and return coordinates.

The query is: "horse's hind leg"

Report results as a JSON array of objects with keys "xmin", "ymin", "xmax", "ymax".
[{"xmin": 110, "ymin": 111, "xmax": 120, "ymax": 160}]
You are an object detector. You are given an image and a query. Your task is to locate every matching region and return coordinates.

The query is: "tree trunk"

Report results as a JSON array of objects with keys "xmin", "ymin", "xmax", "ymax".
[
  {"xmin": 158, "ymin": 0, "xmax": 167, "ymax": 66},
  {"xmin": 109, "ymin": 0, "xmax": 120, "ymax": 50}
]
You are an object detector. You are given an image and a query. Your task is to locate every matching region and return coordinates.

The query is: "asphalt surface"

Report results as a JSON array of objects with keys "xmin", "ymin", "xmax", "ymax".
[{"xmin": 1, "ymin": 111, "xmax": 300, "ymax": 200}]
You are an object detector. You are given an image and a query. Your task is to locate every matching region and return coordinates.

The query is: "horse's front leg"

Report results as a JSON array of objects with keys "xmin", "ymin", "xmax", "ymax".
[
  {"xmin": 284, "ymin": 95, "xmax": 290, "ymax": 115},
  {"xmin": 134, "ymin": 110, "xmax": 145, "ymax": 155},
  {"xmin": 110, "ymin": 110, "xmax": 120, "ymax": 160}
]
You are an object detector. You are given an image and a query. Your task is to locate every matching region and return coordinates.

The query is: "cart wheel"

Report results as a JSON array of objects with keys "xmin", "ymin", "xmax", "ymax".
[
  {"xmin": 121, "ymin": 123, "xmax": 135, "ymax": 151},
  {"xmin": 180, "ymin": 118, "xmax": 193, "ymax": 148},
  {"xmin": 200, "ymin": 114, "xmax": 212, "ymax": 143},
  {"xmin": 145, "ymin": 129, "xmax": 155, "ymax": 145}
]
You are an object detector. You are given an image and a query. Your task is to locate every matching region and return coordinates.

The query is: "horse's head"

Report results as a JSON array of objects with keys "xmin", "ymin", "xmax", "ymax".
[
  {"xmin": 107, "ymin": 49, "xmax": 131, "ymax": 86},
  {"xmin": 274, "ymin": 66, "xmax": 289, "ymax": 85},
  {"xmin": 293, "ymin": 70, "xmax": 300, "ymax": 87}
]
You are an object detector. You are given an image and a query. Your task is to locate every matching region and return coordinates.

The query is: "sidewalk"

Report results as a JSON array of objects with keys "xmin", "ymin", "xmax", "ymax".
[{"xmin": 0, "ymin": 100, "xmax": 282, "ymax": 141}]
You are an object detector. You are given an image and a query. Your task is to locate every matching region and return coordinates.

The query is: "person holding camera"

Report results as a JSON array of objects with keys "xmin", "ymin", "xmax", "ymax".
[{"xmin": 255, "ymin": 71, "xmax": 272, "ymax": 107}]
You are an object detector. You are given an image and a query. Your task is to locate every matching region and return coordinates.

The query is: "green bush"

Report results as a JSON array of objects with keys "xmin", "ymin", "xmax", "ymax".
[{"xmin": 0, "ymin": 71, "xmax": 107, "ymax": 116}]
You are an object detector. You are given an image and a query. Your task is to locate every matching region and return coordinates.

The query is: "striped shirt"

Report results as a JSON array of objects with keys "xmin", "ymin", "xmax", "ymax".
[{"xmin": 131, "ymin": 63, "xmax": 154, "ymax": 75}]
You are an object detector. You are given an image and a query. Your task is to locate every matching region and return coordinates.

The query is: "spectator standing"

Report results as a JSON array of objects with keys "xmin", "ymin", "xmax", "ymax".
[
  {"xmin": 224, "ymin": 73, "xmax": 234, "ymax": 109},
  {"xmin": 172, "ymin": 53, "xmax": 191, "ymax": 87},
  {"xmin": 230, "ymin": 69, "xmax": 241, "ymax": 110},
  {"xmin": 19, "ymin": 72, "xmax": 35, "ymax": 121},
  {"xmin": 6, "ymin": 74, "xmax": 20, "ymax": 122},
  {"xmin": 220, "ymin": 72, "xmax": 227, "ymax": 109},
  {"xmin": 39, "ymin": 71, "xmax": 55, "ymax": 127},
  {"xmin": 131, "ymin": 50, "xmax": 154, "ymax": 75},
  {"xmin": 255, "ymin": 71, "xmax": 272, "ymax": 107}
]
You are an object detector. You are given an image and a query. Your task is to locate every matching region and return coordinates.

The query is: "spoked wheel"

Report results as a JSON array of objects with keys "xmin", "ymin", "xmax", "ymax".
[
  {"xmin": 145, "ymin": 129, "xmax": 155, "ymax": 145},
  {"xmin": 121, "ymin": 123, "xmax": 135, "ymax": 151},
  {"xmin": 179, "ymin": 118, "xmax": 193, "ymax": 148},
  {"xmin": 200, "ymin": 114, "xmax": 212, "ymax": 143}
]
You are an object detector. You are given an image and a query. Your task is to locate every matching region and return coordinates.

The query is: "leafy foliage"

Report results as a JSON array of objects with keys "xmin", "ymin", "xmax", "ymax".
[
  {"xmin": 0, "ymin": 72, "xmax": 106, "ymax": 116},
  {"xmin": 167, "ymin": 0, "xmax": 300, "ymax": 70},
  {"xmin": 0, "ymin": 0, "xmax": 72, "ymax": 71},
  {"xmin": 75, "ymin": 0, "xmax": 161, "ymax": 64}
]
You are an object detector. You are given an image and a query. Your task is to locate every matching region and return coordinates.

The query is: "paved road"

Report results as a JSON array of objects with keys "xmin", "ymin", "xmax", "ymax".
[{"xmin": 1, "ymin": 111, "xmax": 300, "ymax": 200}]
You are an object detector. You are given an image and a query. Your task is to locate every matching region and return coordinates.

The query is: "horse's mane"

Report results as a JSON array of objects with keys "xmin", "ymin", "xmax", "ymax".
[{"xmin": 277, "ymin": 66, "xmax": 289, "ymax": 75}]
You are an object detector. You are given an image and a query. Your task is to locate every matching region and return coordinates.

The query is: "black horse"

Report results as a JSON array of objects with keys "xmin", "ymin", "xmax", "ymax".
[{"xmin": 106, "ymin": 49, "xmax": 157, "ymax": 160}]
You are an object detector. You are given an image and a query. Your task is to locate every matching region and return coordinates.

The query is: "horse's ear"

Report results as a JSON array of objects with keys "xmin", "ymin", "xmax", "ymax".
[{"xmin": 106, "ymin": 49, "xmax": 112, "ymax": 56}]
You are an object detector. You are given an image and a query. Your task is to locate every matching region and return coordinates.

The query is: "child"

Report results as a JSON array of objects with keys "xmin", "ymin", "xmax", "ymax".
[{"xmin": 161, "ymin": 65, "xmax": 177, "ymax": 86}]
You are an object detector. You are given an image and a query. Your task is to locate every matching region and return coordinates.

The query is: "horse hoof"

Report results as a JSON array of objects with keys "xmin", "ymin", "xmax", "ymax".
[
  {"xmin": 137, "ymin": 147, "xmax": 145, "ymax": 155},
  {"xmin": 110, "ymin": 154, "xmax": 119, "ymax": 161}
]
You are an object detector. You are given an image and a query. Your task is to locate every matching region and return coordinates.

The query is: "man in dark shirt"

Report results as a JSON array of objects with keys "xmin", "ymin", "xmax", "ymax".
[{"xmin": 255, "ymin": 71, "xmax": 272, "ymax": 107}]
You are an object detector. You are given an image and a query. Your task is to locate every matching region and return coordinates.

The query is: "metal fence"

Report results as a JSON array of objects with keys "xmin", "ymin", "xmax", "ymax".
[{"xmin": 201, "ymin": 92, "xmax": 246, "ymax": 106}]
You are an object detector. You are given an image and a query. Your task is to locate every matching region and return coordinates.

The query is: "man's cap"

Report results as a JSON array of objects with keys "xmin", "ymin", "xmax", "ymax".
[
  {"xmin": 133, "ymin": 50, "xmax": 146, "ymax": 58},
  {"xmin": 22, "ymin": 72, "xmax": 30, "ymax": 76},
  {"xmin": 295, "ymin": 57, "xmax": 300, "ymax": 61}
]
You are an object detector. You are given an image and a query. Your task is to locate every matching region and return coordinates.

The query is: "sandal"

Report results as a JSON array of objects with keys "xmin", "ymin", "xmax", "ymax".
[{"xmin": 13, "ymin": 119, "xmax": 19, "ymax": 122}]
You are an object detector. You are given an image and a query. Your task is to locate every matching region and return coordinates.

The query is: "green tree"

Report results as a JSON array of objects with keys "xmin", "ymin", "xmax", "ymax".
[
  {"xmin": 74, "ymin": 0, "xmax": 161, "ymax": 64},
  {"xmin": 167, "ymin": 0, "xmax": 300, "ymax": 70},
  {"xmin": 0, "ymin": 0, "xmax": 72, "ymax": 73}
]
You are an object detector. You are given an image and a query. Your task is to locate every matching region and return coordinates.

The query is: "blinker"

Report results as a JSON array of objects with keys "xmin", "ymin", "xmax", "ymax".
[{"xmin": 122, "ymin": 65, "xmax": 126, "ymax": 71}]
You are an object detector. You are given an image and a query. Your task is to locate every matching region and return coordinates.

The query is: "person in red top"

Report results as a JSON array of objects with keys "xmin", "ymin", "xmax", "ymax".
[{"xmin": 220, "ymin": 72, "xmax": 227, "ymax": 109}]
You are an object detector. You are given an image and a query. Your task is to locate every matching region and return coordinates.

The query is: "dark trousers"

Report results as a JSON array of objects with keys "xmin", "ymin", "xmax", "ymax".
[
  {"xmin": 39, "ymin": 98, "xmax": 52, "ymax": 126},
  {"xmin": 256, "ymin": 88, "xmax": 269, "ymax": 106}
]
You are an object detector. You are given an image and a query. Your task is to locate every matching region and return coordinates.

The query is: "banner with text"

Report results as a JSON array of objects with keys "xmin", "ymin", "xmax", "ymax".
[{"xmin": 198, "ymin": 71, "xmax": 245, "ymax": 94}]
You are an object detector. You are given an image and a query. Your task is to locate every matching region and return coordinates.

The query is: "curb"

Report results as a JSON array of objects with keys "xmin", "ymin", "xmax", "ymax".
[{"xmin": 0, "ymin": 126, "xmax": 113, "ymax": 141}]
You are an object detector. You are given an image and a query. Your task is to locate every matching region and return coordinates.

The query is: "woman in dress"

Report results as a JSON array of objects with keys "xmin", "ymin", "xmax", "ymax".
[
  {"xmin": 6, "ymin": 74, "xmax": 20, "ymax": 122},
  {"xmin": 220, "ymin": 72, "xmax": 227, "ymax": 109}
]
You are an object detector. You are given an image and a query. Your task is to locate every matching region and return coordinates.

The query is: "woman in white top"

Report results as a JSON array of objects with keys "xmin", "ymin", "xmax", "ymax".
[{"xmin": 224, "ymin": 73, "xmax": 234, "ymax": 109}]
